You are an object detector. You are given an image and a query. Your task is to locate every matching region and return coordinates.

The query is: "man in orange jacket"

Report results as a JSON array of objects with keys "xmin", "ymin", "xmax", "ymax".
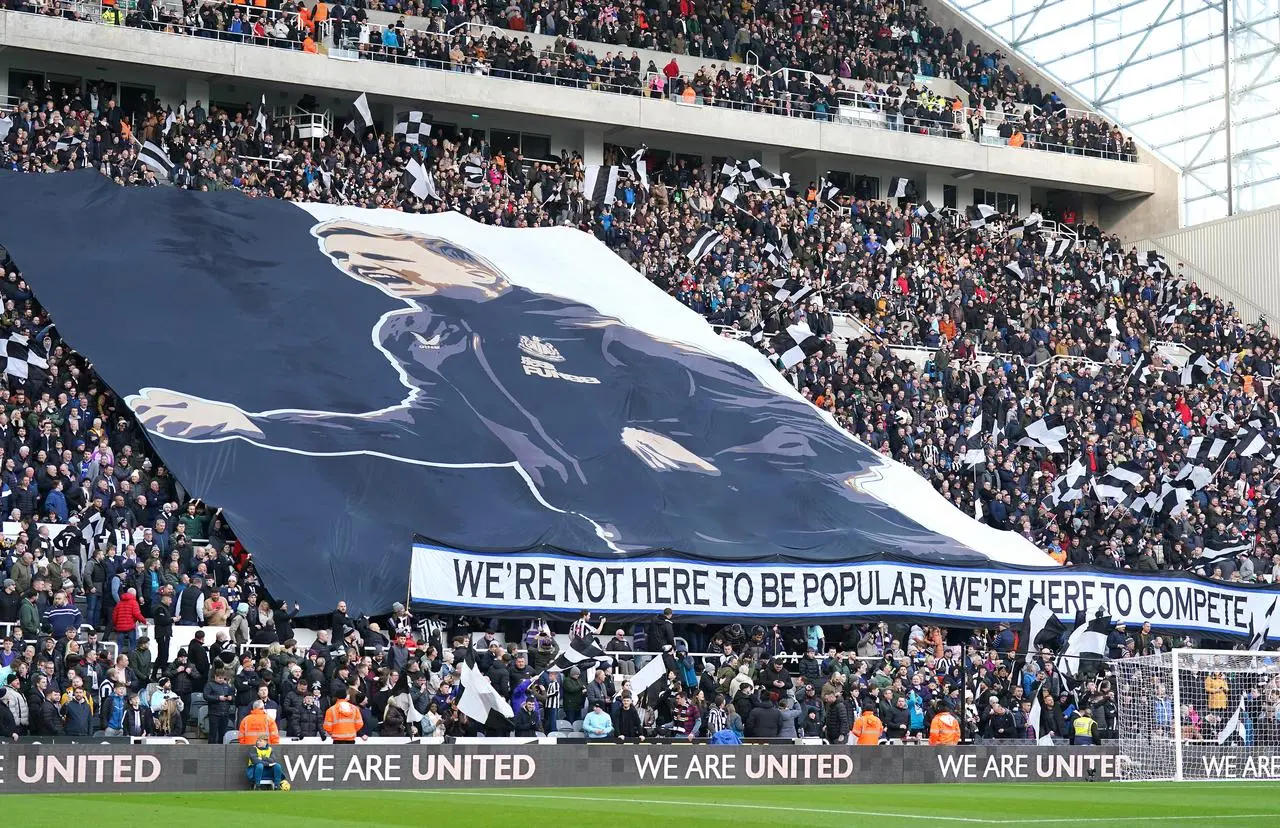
[
  {"xmin": 852, "ymin": 707, "xmax": 884, "ymax": 745},
  {"xmin": 929, "ymin": 701, "xmax": 962, "ymax": 745},
  {"xmin": 238, "ymin": 700, "xmax": 280, "ymax": 744},
  {"xmin": 323, "ymin": 689, "xmax": 362, "ymax": 743}
]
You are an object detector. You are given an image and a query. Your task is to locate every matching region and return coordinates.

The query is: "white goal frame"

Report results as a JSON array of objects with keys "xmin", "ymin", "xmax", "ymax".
[{"xmin": 1113, "ymin": 648, "xmax": 1279, "ymax": 781}]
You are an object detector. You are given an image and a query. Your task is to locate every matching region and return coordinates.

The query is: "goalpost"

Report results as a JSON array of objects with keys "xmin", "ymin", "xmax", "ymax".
[{"xmin": 1111, "ymin": 649, "xmax": 1280, "ymax": 781}]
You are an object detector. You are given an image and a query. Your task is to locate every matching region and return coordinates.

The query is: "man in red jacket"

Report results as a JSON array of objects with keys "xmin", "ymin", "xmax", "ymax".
[{"xmin": 113, "ymin": 588, "xmax": 146, "ymax": 652}]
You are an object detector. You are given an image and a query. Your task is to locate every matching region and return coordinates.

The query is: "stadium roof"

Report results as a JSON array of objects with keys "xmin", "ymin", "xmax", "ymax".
[{"xmin": 948, "ymin": 0, "xmax": 1280, "ymax": 226}]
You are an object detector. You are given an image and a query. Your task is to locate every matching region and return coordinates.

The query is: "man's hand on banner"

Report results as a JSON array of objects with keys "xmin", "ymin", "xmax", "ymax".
[
  {"xmin": 126, "ymin": 388, "xmax": 265, "ymax": 441},
  {"xmin": 622, "ymin": 427, "xmax": 719, "ymax": 475}
]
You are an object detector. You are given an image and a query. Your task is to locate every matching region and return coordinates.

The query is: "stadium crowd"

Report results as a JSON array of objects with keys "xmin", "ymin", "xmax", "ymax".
[
  {"xmin": 7, "ymin": 0, "xmax": 1137, "ymax": 160},
  {"xmin": 0, "ymin": 64, "xmax": 1272, "ymax": 746}
]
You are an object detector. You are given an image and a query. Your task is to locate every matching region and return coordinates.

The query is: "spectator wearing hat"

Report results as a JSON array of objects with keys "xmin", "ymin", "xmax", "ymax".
[
  {"xmin": 111, "ymin": 587, "xmax": 145, "ymax": 652},
  {"xmin": 229, "ymin": 603, "xmax": 251, "ymax": 645},
  {"xmin": 582, "ymin": 701, "xmax": 613, "ymax": 739}
]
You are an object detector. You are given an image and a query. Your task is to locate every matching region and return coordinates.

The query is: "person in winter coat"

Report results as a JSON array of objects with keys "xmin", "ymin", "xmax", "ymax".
[
  {"xmin": 0, "ymin": 688, "xmax": 18, "ymax": 740},
  {"xmin": 758, "ymin": 658, "xmax": 793, "ymax": 697},
  {"xmin": 3, "ymin": 676, "xmax": 28, "ymax": 735},
  {"xmin": 229, "ymin": 604, "xmax": 251, "ymax": 645},
  {"xmin": 884, "ymin": 695, "xmax": 912, "ymax": 741},
  {"xmin": 18, "ymin": 591, "xmax": 41, "ymax": 641},
  {"xmin": 984, "ymin": 700, "xmax": 1017, "ymax": 740},
  {"xmin": 513, "ymin": 697, "xmax": 541, "ymax": 737},
  {"xmin": 0, "ymin": 579, "xmax": 22, "ymax": 625},
  {"xmin": 562, "ymin": 666, "xmax": 586, "ymax": 722},
  {"xmin": 62, "ymin": 686, "xmax": 95, "ymax": 737},
  {"xmin": 777, "ymin": 697, "xmax": 801, "ymax": 738},
  {"xmin": 32, "ymin": 688, "xmax": 64, "ymax": 736},
  {"xmin": 824, "ymin": 690, "xmax": 852, "ymax": 743},
  {"xmin": 649, "ymin": 608, "xmax": 676, "ymax": 654},
  {"xmin": 613, "ymin": 694, "xmax": 643, "ymax": 738},
  {"xmin": 111, "ymin": 588, "xmax": 145, "ymax": 651},
  {"xmin": 287, "ymin": 688, "xmax": 324, "ymax": 739},
  {"xmin": 745, "ymin": 694, "xmax": 783, "ymax": 737}
]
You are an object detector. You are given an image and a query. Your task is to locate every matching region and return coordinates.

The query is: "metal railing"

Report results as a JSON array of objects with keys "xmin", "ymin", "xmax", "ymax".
[{"xmin": 5, "ymin": 5, "xmax": 1137, "ymax": 164}]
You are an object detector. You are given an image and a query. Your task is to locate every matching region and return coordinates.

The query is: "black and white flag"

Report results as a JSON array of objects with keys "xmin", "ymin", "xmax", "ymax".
[
  {"xmin": 462, "ymin": 161, "xmax": 487, "ymax": 189},
  {"xmin": 1247, "ymin": 598, "xmax": 1278, "ymax": 650},
  {"xmin": 747, "ymin": 323, "xmax": 765, "ymax": 345},
  {"xmin": 959, "ymin": 413, "xmax": 986, "ymax": 467},
  {"xmin": 686, "ymin": 228, "xmax": 722, "ymax": 263},
  {"xmin": 1216, "ymin": 694, "xmax": 1249, "ymax": 745},
  {"xmin": 457, "ymin": 649, "xmax": 514, "ymax": 723},
  {"xmin": 138, "ymin": 142, "xmax": 174, "ymax": 177},
  {"xmin": 550, "ymin": 636, "xmax": 611, "ymax": 671},
  {"xmin": 582, "ymin": 165, "xmax": 621, "ymax": 205},
  {"xmin": 255, "ymin": 94, "xmax": 270, "ymax": 135},
  {"xmin": 1058, "ymin": 609, "xmax": 1111, "ymax": 679},
  {"xmin": 630, "ymin": 145, "xmax": 649, "ymax": 191},
  {"xmin": 1145, "ymin": 250, "xmax": 1171, "ymax": 278},
  {"xmin": 818, "ymin": 176, "xmax": 841, "ymax": 206},
  {"xmin": 767, "ymin": 277, "xmax": 812, "ymax": 305},
  {"xmin": 915, "ymin": 201, "xmax": 943, "ymax": 222},
  {"xmin": 394, "ymin": 111, "xmax": 432, "ymax": 145},
  {"xmin": 731, "ymin": 159, "xmax": 788, "ymax": 192},
  {"xmin": 1233, "ymin": 426, "xmax": 1271, "ymax": 458},
  {"xmin": 404, "ymin": 158, "xmax": 437, "ymax": 201},
  {"xmin": 1004, "ymin": 261, "xmax": 1024, "ymax": 281},
  {"xmin": 1186, "ymin": 434, "xmax": 1235, "ymax": 467},
  {"xmin": 886, "ymin": 177, "xmax": 911, "ymax": 199},
  {"xmin": 54, "ymin": 135, "xmax": 82, "ymax": 153},
  {"xmin": 1, "ymin": 332, "xmax": 48, "ymax": 384},
  {"xmin": 162, "ymin": 103, "xmax": 185, "ymax": 136},
  {"xmin": 1046, "ymin": 238, "xmax": 1073, "ymax": 261},
  {"xmin": 1018, "ymin": 414, "xmax": 1068, "ymax": 453},
  {"xmin": 1009, "ymin": 214, "xmax": 1041, "ymax": 235},
  {"xmin": 1019, "ymin": 599, "xmax": 1067, "ymax": 665},
  {"xmin": 1178, "ymin": 351, "xmax": 1216, "ymax": 385},
  {"xmin": 1200, "ymin": 538, "xmax": 1252, "ymax": 575},
  {"xmin": 343, "ymin": 92, "xmax": 375, "ymax": 137},
  {"xmin": 771, "ymin": 323, "xmax": 823, "ymax": 370},
  {"xmin": 1093, "ymin": 461, "xmax": 1145, "ymax": 504},
  {"xmin": 1047, "ymin": 458, "xmax": 1089, "ymax": 507},
  {"xmin": 966, "ymin": 204, "xmax": 998, "ymax": 229}
]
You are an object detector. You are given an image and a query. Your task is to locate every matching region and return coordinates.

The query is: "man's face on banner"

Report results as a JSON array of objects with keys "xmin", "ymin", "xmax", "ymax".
[{"xmin": 315, "ymin": 220, "xmax": 507, "ymax": 300}]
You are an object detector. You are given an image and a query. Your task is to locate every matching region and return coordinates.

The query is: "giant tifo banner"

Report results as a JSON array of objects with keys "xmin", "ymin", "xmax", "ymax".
[
  {"xmin": 411, "ymin": 542, "xmax": 1280, "ymax": 640},
  {"xmin": 0, "ymin": 744, "xmax": 1120, "ymax": 792},
  {"xmin": 0, "ymin": 171, "xmax": 1052, "ymax": 614}
]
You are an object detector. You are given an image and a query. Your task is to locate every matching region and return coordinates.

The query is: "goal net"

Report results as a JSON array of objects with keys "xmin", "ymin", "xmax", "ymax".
[{"xmin": 1112, "ymin": 649, "xmax": 1280, "ymax": 781}]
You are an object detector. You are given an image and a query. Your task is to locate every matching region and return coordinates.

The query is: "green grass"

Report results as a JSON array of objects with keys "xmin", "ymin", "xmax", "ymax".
[{"xmin": 0, "ymin": 784, "xmax": 1274, "ymax": 827}]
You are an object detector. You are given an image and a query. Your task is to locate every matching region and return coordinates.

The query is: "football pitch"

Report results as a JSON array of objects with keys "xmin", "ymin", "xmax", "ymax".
[{"xmin": 2, "ymin": 783, "xmax": 1274, "ymax": 826}]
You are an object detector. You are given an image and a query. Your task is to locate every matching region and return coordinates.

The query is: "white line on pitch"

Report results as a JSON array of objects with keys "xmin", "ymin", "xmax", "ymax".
[
  {"xmin": 390, "ymin": 790, "xmax": 997, "ymax": 822},
  {"xmin": 376, "ymin": 790, "xmax": 1280, "ymax": 825}
]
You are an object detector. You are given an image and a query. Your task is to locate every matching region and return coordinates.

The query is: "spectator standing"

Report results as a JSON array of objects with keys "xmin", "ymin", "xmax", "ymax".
[
  {"xmin": 204, "ymin": 669, "xmax": 235, "ymax": 744},
  {"xmin": 111, "ymin": 588, "xmax": 145, "ymax": 651},
  {"xmin": 582, "ymin": 701, "xmax": 614, "ymax": 739}
]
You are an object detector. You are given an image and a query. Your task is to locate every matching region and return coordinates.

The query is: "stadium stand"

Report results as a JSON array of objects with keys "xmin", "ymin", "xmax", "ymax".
[{"xmin": 0, "ymin": 0, "xmax": 1270, "ymax": 752}]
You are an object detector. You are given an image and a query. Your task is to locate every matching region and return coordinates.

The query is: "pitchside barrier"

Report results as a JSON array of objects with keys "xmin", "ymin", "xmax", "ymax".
[{"xmin": 0, "ymin": 744, "xmax": 1119, "ymax": 792}]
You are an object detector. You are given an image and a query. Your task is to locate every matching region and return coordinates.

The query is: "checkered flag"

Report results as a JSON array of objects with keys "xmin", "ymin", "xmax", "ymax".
[
  {"xmin": 2, "ymin": 332, "xmax": 48, "ymax": 385},
  {"xmin": 394, "ymin": 111, "xmax": 432, "ymax": 145}
]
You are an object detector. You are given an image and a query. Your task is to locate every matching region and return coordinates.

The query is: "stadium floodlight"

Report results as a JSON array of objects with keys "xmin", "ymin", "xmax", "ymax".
[{"xmin": 1113, "ymin": 649, "xmax": 1280, "ymax": 781}]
